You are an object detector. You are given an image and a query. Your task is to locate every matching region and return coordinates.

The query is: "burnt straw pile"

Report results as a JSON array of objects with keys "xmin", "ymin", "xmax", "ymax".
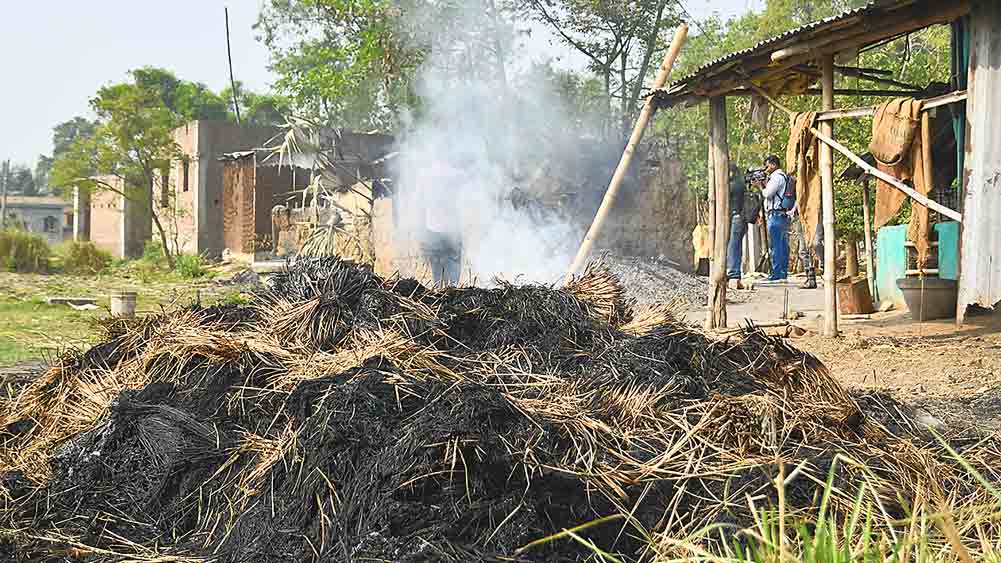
[{"xmin": 1, "ymin": 258, "xmax": 999, "ymax": 562}]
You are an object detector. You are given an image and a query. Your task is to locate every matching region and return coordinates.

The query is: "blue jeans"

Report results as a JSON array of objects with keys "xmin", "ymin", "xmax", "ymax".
[
  {"xmin": 767, "ymin": 213, "xmax": 790, "ymax": 279},
  {"xmin": 726, "ymin": 214, "xmax": 746, "ymax": 280}
]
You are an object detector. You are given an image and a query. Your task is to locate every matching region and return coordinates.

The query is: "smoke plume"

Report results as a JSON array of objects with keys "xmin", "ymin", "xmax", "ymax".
[{"xmin": 393, "ymin": 4, "xmax": 588, "ymax": 285}]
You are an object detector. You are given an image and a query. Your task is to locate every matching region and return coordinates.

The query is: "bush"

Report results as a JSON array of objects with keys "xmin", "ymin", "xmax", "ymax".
[
  {"xmin": 0, "ymin": 229, "xmax": 51, "ymax": 273},
  {"xmin": 175, "ymin": 254, "xmax": 208, "ymax": 279},
  {"xmin": 58, "ymin": 241, "xmax": 113, "ymax": 276},
  {"xmin": 141, "ymin": 239, "xmax": 169, "ymax": 268}
]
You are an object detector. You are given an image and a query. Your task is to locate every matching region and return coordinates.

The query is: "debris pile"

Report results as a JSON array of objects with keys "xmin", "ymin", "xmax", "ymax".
[
  {"xmin": 1, "ymin": 257, "xmax": 997, "ymax": 562},
  {"xmin": 604, "ymin": 255, "xmax": 748, "ymax": 308}
]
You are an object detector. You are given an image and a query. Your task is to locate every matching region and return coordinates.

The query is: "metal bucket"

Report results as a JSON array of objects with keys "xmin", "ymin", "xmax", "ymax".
[{"xmin": 110, "ymin": 291, "xmax": 138, "ymax": 318}]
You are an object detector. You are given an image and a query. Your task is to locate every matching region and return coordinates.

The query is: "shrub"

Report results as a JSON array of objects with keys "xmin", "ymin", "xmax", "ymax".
[
  {"xmin": 141, "ymin": 239, "xmax": 168, "ymax": 268},
  {"xmin": 59, "ymin": 241, "xmax": 113, "ymax": 275},
  {"xmin": 175, "ymin": 254, "xmax": 208, "ymax": 279},
  {"xmin": 0, "ymin": 229, "xmax": 51, "ymax": 273}
]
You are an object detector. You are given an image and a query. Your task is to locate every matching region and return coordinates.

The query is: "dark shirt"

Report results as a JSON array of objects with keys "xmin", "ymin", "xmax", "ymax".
[{"xmin": 729, "ymin": 174, "xmax": 746, "ymax": 217}]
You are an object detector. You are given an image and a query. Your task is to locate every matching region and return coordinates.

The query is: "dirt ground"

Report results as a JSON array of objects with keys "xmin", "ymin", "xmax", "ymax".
[{"xmin": 681, "ymin": 275, "xmax": 1001, "ymax": 432}]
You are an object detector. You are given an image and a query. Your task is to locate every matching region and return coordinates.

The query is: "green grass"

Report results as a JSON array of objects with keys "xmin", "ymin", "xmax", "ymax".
[{"xmin": 0, "ymin": 298, "xmax": 100, "ymax": 364}]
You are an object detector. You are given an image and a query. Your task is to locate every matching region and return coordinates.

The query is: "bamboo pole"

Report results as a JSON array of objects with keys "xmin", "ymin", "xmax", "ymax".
[
  {"xmin": 566, "ymin": 23, "xmax": 689, "ymax": 278},
  {"xmin": 706, "ymin": 96, "xmax": 730, "ymax": 330},
  {"xmin": 820, "ymin": 55, "xmax": 838, "ymax": 337},
  {"xmin": 862, "ymin": 177, "xmax": 876, "ymax": 302}
]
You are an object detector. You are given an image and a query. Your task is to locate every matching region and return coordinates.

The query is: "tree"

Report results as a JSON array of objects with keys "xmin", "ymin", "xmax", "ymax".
[
  {"xmin": 51, "ymin": 75, "xmax": 183, "ymax": 267},
  {"xmin": 35, "ymin": 117, "xmax": 99, "ymax": 194},
  {"xmin": 256, "ymin": 0, "xmax": 520, "ymax": 127},
  {"xmin": 6, "ymin": 164, "xmax": 37, "ymax": 196},
  {"xmin": 513, "ymin": 0, "xmax": 679, "ymax": 138},
  {"xmin": 256, "ymin": 0, "xmax": 426, "ymax": 128},
  {"xmin": 221, "ymin": 82, "xmax": 292, "ymax": 127},
  {"xmin": 132, "ymin": 67, "xmax": 230, "ymax": 122}
]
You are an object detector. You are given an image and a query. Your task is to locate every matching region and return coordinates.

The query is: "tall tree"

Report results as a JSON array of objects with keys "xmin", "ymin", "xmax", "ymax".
[
  {"xmin": 35, "ymin": 117, "xmax": 99, "ymax": 194},
  {"xmin": 221, "ymin": 82, "xmax": 292, "ymax": 127},
  {"xmin": 256, "ymin": 0, "xmax": 426, "ymax": 128},
  {"xmin": 132, "ymin": 67, "xmax": 230, "ymax": 122},
  {"xmin": 6, "ymin": 164, "xmax": 37, "ymax": 196},
  {"xmin": 513, "ymin": 0, "xmax": 679, "ymax": 137},
  {"xmin": 51, "ymin": 74, "xmax": 183, "ymax": 267}
]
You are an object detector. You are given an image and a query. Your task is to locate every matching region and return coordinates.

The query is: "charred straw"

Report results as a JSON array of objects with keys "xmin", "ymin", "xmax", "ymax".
[{"xmin": 1, "ymin": 256, "xmax": 999, "ymax": 562}]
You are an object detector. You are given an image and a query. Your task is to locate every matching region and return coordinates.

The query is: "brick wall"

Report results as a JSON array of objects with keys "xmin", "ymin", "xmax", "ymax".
[{"xmin": 222, "ymin": 159, "xmax": 256, "ymax": 254}]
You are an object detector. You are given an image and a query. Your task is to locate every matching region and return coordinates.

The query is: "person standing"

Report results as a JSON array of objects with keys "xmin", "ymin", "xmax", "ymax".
[
  {"xmin": 726, "ymin": 164, "xmax": 747, "ymax": 289},
  {"xmin": 760, "ymin": 155, "xmax": 791, "ymax": 281},
  {"xmin": 417, "ymin": 161, "xmax": 463, "ymax": 285}
]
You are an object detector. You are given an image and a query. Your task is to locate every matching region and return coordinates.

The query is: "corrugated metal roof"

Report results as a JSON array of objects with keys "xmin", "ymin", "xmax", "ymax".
[{"xmin": 667, "ymin": 3, "xmax": 878, "ymax": 90}]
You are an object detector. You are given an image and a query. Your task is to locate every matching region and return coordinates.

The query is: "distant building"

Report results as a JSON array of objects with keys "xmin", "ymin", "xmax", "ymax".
[
  {"xmin": 78, "ymin": 120, "xmax": 281, "ymax": 259},
  {"xmin": 4, "ymin": 195, "xmax": 73, "ymax": 245}
]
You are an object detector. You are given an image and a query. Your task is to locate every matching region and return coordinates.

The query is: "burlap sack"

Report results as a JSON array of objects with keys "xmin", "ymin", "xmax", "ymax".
[{"xmin": 869, "ymin": 99, "xmax": 920, "ymax": 166}]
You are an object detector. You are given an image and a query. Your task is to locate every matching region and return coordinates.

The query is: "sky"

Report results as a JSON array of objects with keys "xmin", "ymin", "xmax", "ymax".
[{"xmin": 0, "ymin": 0, "xmax": 761, "ymax": 169}]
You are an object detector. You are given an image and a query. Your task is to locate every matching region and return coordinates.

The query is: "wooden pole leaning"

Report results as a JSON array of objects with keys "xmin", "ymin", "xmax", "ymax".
[{"xmin": 566, "ymin": 23, "xmax": 689, "ymax": 279}]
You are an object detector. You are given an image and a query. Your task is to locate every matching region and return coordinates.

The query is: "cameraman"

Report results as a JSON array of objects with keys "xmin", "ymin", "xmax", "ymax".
[{"xmin": 759, "ymin": 155, "xmax": 790, "ymax": 282}]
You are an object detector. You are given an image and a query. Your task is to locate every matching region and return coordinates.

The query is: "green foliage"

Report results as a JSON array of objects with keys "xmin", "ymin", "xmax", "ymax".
[
  {"xmin": 514, "ymin": 0, "xmax": 680, "ymax": 137},
  {"xmin": 142, "ymin": 239, "xmax": 166, "ymax": 264},
  {"xmin": 0, "ymin": 229, "xmax": 51, "ymax": 273},
  {"xmin": 6, "ymin": 164, "xmax": 37, "ymax": 196},
  {"xmin": 57, "ymin": 241, "xmax": 113, "ymax": 276},
  {"xmin": 221, "ymin": 82, "xmax": 292, "ymax": 127},
  {"xmin": 257, "ymin": 0, "xmax": 427, "ymax": 128},
  {"xmin": 174, "ymin": 254, "xmax": 209, "ymax": 279},
  {"xmin": 132, "ymin": 67, "xmax": 230, "ymax": 122}
]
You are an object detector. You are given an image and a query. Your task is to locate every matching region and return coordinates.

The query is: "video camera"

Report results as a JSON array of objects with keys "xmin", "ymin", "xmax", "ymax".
[{"xmin": 744, "ymin": 167, "xmax": 769, "ymax": 185}]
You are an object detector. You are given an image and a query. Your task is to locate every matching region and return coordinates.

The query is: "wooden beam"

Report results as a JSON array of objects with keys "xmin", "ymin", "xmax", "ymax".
[
  {"xmin": 706, "ymin": 96, "xmax": 730, "ymax": 330},
  {"xmin": 815, "ymin": 90, "xmax": 968, "ymax": 121},
  {"xmin": 809, "ymin": 126, "xmax": 962, "ymax": 222},
  {"xmin": 820, "ymin": 55, "xmax": 838, "ymax": 338}
]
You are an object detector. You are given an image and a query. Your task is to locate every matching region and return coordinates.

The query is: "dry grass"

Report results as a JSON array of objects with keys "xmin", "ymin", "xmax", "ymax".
[{"xmin": 2, "ymin": 258, "xmax": 1000, "ymax": 561}]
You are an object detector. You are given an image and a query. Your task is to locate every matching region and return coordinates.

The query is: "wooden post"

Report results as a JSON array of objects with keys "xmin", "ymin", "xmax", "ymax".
[
  {"xmin": 862, "ymin": 177, "xmax": 876, "ymax": 302},
  {"xmin": 567, "ymin": 23, "xmax": 688, "ymax": 278},
  {"xmin": 820, "ymin": 55, "xmax": 838, "ymax": 337},
  {"xmin": 706, "ymin": 96, "xmax": 730, "ymax": 330}
]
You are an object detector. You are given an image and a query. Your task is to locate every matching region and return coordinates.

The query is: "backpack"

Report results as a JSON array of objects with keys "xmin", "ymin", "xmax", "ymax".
[
  {"xmin": 779, "ymin": 173, "xmax": 797, "ymax": 211},
  {"xmin": 742, "ymin": 191, "xmax": 762, "ymax": 224}
]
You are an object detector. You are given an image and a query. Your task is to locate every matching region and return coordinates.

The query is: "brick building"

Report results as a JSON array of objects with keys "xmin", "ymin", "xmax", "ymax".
[{"xmin": 80, "ymin": 120, "xmax": 281, "ymax": 259}]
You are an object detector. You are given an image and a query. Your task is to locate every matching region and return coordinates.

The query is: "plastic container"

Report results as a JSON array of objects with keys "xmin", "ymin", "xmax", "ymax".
[
  {"xmin": 895, "ymin": 277, "xmax": 957, "ymax": 321},
  {"xmin": 110, "ymin": 291, "xmax": 138, "ymax": 317}
]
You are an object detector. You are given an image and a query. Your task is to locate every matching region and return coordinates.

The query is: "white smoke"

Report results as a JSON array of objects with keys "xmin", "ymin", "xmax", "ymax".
[{"xmin": 393, "ymin": 5, "xmax": 588, "ymax": 285}]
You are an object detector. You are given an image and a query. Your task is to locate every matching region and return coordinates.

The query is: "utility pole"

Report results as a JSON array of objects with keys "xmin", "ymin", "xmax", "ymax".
[
  {"xmin": 0, "ymin": 160, "xmax": 10, "ymax": 229},
  {"xmin": 225, "ymin": 7, "xmax": 242, "ymax": 124}
]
